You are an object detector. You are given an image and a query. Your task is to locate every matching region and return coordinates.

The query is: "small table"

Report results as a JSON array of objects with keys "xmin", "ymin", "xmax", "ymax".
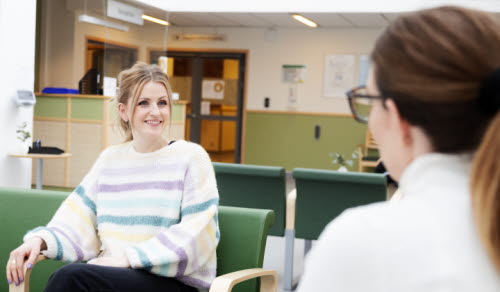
[{"xmin": 9, "ymin": 153, "xmax": 72, "ymax": 189}]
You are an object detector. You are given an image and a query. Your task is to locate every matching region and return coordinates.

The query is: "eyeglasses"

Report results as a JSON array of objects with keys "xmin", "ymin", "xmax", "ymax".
[{"xmin": 346, "ymin": 86, "xmax": 385, "ymax": 124}]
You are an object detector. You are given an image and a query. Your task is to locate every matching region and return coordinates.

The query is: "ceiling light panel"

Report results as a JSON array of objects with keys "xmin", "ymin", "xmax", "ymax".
[
  {"xmin": 209, "ymin": 13, "xmax": 271, "ymax": 27},
  {"xmin": 291, "ymin": 14, "xmax": 318, "ymax": 27},
  {"xmin": 252, "ymin": 13, "xmax": 306, "ymax": 27},
  {"xmin": 340, "ymin": 13, "xmax": 389, "ymax": 27},
  {"xmin": 168, "ymin": 12, "xmax": 240, "ymax": 26},
  {"xmin": 300, "ymin": 13, "xmax": 351, "ymax": 27},
  {"xmin": 142, "ymin": 14, "xmax": 169, "ymax": 25}
]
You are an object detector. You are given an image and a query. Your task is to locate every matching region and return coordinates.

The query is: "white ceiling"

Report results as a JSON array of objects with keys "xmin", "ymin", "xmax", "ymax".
[
  {"xmin": 162, "ymin": 10, "xmax": 500, "ymax": 28},
  {"xmin": 115, "ymin": 0, "xmax": 500, "ymax": 28},
  {"xmin": 132, "ymin": 0, "xmax": 500, "ymax": 13},
  {"xmin": 159, "ymin": 12, "xmax": 395, "ymax": 28}
]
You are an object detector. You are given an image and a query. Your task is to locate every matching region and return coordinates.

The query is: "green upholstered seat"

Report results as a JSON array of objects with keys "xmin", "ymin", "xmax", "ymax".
[
  {"xmin": 213, "ymin": 162, "xmax": 286, "ymax": 237},
  {"xmin": 217, "ymin": 206, "xmax": 275, "ymax": 292},
  {"xmin": 0, "ymin": 187, "xmax": 68, "ymax": 292},
  {"xmin": 292, "ymin": 168, "xmax": 387, "ymax": 240},
  {"xmin": 1, "ymin": 188, "xmax": 275, "ymax": 292}
]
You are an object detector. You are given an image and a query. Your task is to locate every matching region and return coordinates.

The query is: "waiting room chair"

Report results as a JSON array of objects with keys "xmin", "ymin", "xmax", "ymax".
[
  {"xmin": 283, "ymin": 169, "xmax": 387, "ymax": 290},
  {"xmin": 2, "ymin": 187, "xmax": 277, "ymax": 292},
  {"xmin": 213, "ymin": 162, "xmax": 287, "ymax": 237},
  {"xmin": 1, "ymin": 187, "xmax": 67, "ymax": 292},
  {"xmin": 358, "ymin": 130, "xmax": 380, "ymax": 172}
]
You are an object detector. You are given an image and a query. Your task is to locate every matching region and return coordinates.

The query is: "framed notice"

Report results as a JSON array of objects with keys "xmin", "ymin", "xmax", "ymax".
[
  {"xmin": 202, "ymin": 80, "xmax": 225, "ymax": 100},
  {"xmin": 322, "ymin": 54, "xmax": 355, "ymax": 98},
  {"xmin": 358, "ymin": 55, "xmax": 371, "ymax": 86}
]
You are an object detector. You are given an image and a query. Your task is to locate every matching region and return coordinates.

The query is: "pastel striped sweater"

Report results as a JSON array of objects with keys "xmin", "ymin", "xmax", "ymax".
[{"xmin": 24, "ymin": 140, "xmax": 220, "ymax": 290}]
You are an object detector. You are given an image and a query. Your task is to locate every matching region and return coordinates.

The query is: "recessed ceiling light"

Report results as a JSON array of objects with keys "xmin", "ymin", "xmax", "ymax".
[
  {"xmin": 142, "ymin": 14, "xmax": 170, "ymax": 26},
  {"xmin": 291, "ymin": 14, "xmax": 318, "ymax": 28}
]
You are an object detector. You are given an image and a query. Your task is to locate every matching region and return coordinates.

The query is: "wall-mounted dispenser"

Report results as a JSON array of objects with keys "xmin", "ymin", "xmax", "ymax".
[{"xmin": 15, "ymin": 90, "xmax": 36, "ymax": 107}]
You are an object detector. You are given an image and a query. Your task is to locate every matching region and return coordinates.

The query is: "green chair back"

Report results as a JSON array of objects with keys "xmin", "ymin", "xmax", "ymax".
[
  {"xmin": 0, "ymin": 187, "xmax": 68, "ymax": 292},
  {"xmin": 293, "ymin": 169, "xmax": 386, "ymax": 240},
  {"xmin": 213, "ymin": 162, "xmax": 286, "ymax": 236},
  {"xmin": 216, "ymin": 206, "xmax": 275, "ymax": 292}
]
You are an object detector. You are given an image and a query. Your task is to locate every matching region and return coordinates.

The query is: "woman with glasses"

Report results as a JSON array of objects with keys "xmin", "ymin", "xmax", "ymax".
[{"xmin": 299, "ymin": 6, "xmax": 500, "ymax": 291}]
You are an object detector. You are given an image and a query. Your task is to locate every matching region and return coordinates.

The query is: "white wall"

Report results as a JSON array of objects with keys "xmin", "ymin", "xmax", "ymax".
[
  {"xmin": 0, "ymin": 0, "xmax": 37, "ymax": 188},
  {"xmin": 167, "ymin": 26, "xmax": 383, "ymax": 113}
]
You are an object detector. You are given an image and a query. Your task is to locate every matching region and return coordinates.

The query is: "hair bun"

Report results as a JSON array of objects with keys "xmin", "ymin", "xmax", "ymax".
[{"xmin": 479, "ymin": 68, "xmax": 500, "ymax": 114}]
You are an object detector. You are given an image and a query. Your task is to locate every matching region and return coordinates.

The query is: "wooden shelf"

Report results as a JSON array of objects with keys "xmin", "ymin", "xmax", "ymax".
[{"xmin": 9, "ymin": 153, "xmax": 72, "ymax": 159}]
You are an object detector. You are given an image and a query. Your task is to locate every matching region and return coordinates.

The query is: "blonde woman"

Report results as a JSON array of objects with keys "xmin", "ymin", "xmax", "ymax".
[
  {"xmin": 299, "ymin": 6, "xmax": 500, "ymax": 291},
  {"xmin": 6, "ymin": 62, "xmax": 219, "ymax": 291}
]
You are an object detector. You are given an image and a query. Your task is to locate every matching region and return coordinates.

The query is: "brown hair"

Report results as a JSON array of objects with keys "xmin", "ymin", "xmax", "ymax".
[
  {"xmin": 371, "ymin": 6, "xmax": 500, "ymax": 269},
  {"xmin": 116, "ymin": 62, "xmax": 173, "ymax": 141}
]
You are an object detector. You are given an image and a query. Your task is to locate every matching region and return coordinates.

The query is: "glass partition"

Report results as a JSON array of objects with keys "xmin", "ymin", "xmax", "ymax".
[{"xmin": 35, "ymin": 0, "xmax": 173, "ymax": 187}]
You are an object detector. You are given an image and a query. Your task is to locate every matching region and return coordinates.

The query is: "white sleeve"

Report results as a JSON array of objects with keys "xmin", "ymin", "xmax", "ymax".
[{"xmin": 297, "ymin": 209, "xmax": 381, "ymax": 292}]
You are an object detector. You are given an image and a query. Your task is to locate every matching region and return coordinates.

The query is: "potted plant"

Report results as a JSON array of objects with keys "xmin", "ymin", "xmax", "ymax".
[
  {"xmin": 329, "ymin": 150, "xmax": 359, "ymax": 172},
  {"xmin": 15, "ymin": 122, "xmax": 31, "ymax": 154}
]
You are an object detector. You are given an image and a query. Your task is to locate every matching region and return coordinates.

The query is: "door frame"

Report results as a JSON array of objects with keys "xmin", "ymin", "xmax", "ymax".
[{"xmin": 152, "ymin": 48, "xmax": 248, "ymax": 163}]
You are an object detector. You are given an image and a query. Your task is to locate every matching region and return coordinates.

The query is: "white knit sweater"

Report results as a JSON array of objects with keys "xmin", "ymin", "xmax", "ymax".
[{"xmin": 24, "ymin": 140, "xmax": 220, "ymax": 290}]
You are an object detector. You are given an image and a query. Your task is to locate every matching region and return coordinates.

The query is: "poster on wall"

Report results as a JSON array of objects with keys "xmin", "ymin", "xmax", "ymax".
[
  {"xmin": 358, "ymin": 55, "xmax": 371, "ymax": 86},
  {"xmin": 322, "ymin": 54, "xmax": 355, "ymax": 98},
  {"xmin": 202, "ymin": 80, "xmax": 225, "ymax": 99},
  {"xmin": 282, "ymin": 65, "xmax": 307, "ymax": 83}
]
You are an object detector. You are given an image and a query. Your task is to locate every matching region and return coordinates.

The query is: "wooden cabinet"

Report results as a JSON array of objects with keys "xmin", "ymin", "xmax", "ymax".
[{"xmin": 33, "ymin": 94, "xmax": 186, "ymax": 188}]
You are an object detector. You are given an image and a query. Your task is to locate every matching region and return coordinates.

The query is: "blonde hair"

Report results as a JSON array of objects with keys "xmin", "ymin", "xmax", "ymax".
[
  {"xmin": 471, "ymin": 113, "xmax": 500, "ymax": 269},
  {"xmin": 372, "ymin": 6, "xmax": 500, "ymax": 269},
  {"xmin": 116, "ymin": 62, "xmax": 173, "ymax": 141}
]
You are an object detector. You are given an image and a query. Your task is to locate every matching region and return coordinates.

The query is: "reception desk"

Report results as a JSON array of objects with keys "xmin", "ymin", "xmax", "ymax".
[{"xmin": 33, "ymin": 93, "xmax": 186, "ymax": 188}]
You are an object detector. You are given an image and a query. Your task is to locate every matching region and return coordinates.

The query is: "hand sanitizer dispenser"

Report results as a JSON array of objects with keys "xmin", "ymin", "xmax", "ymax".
[{"xmin": 15, "ymin": 90, "xmax": 36, "ymax": 107}]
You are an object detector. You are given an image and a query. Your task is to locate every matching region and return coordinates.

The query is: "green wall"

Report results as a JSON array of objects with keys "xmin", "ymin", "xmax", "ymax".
[{"xmin": 244, "ymin": 112, "xmax": 367, "ymax": 171}]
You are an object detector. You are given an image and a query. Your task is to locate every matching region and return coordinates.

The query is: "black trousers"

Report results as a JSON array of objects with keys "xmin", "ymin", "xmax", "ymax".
[{"xmin": 44, "ymin": 263, "xmax": 198, "ymax": 292}]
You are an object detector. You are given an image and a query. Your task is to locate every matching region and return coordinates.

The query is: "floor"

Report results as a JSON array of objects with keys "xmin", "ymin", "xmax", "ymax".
[{"xmin": 263, "ymin": 235, "xmax": 311, "ymax": 291}]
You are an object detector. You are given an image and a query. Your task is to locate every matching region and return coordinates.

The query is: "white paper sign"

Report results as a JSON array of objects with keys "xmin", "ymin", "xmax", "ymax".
[
  {"xmin": 158, "ymin": 56, "xmax": 168, "ymax": 75},
  {"xmin": 201, "ymin": 101, "xmax": 211, "ymax": 115},
  {"xmin": 358, "ymin": 55, "xmax": 371, "ymax": 86},
  {"xmin": 323, "ymin": 54, "xmax": 355, "ymax": 98},
  {"xmin": 283, "ymin": 65, "xmax": 307, "ymax": 83},
  {"xmin": 103, "ymin": 77, "xmax": 117, "ymax": 97},
  {"xmin": 202, "ymin": 80, "xmax": 225, "ymax": 100}
]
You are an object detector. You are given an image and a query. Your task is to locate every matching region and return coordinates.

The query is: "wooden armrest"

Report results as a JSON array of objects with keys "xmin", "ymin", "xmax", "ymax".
[
  {"xmin": 286, "ymin": 189, "xmax": 296, "ymax": 230},
  {"xmin": 9, "ymin": 255, "xmax": 47, "ymax": 292},
  {"xmin": 209, "ymin": 268, "xmax": 277, "ymax": 292}
]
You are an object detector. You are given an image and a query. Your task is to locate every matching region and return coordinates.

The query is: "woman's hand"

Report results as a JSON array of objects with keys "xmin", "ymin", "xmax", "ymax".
[
  {"xmin": 5, "ymin": 237, "xmax": 46, "ymax": 286},
  {"xmin": 87, "ymin": 256, "xmax": 131, "ymax": 268}
]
